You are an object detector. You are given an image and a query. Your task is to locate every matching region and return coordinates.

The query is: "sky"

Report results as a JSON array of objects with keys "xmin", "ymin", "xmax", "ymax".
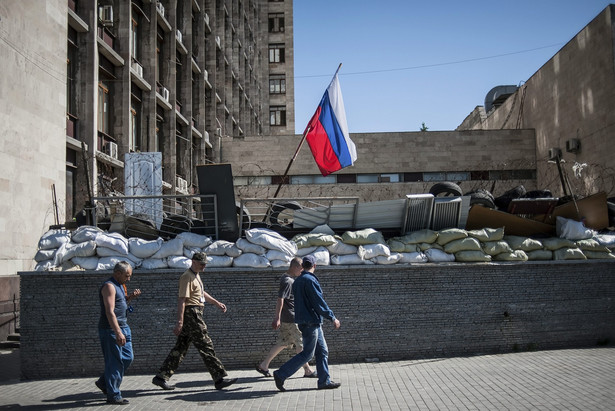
[{"xmin": 292, "ymin": 0, "xmax": 613, "ymax": 134}]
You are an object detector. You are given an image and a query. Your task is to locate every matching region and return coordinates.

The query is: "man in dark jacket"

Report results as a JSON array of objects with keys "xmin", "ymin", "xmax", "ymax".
[{"xmin": 273, "ymin": 255, "xmax": 341, "ymax": 391}]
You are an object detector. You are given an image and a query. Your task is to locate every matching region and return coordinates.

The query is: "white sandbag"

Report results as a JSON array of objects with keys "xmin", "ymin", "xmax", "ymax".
[
  {"xmin": 96, "ymin": 247, "xmax": 142, "ymax": 266},
  {"xmin": 266, "ymin": 249, "xmax": 293, "ymax": 262},
  {"xmin": 35, "ymin": 260, "xmax": 55, "ymax": 271},
  {"xmin": 482, "ymin": 241, "xmax": 513, "ymax": 256},
  {"xmin": 97, "ymin": 257, "xmax": 136, "ymax": 271},
  {"xmin": 176, "ymin": 232, "xmax": 213, "ymax": 248},
  {"xmin": 399, "ymin": 252, "xmax": 428, "ymax": 264},
  {"xmin": 444, "ymin": 237, "xmax": 482, "ymax": 254},
  {"xmin": 357, "ymin": 244, "xmax": 390, "ymax": 260},
  {"xmin": 575, "ymin": 239, "xmax": 610, "ymax": 252},
  {"xmin": 436, "ymin": 228, "xmax": 468, "ymax": 246},
  {"xmin": 305, "ymin": 246, "xmax": 330, "ymax": 266},
  {"xmin": 296, "ymin": 246, "xmax": 318, "ymax": 257},
  {"xmin": 327, "ymin": 241, "xmax": 358, "ymax": 255},
  {"xmin": 183, "ymin": 246, "xmax": 202, "ymax": 259},
  {"xmin": 270, "ymin": 259, "xmax": 289, "ymax": 268},
  {"xmin": 129, "ymin": 237, "xmax": 163, "ymax": 258},
  {"xmin": 425, "ymin": 248, "xmax": 455, "ymax": 262},
  {"xmin": 372, "ymin": 253, "xmax": 402, "ymax": 265},
  {"xmin": 541, "ymin": 237, "xmax": 575, "ymax": 251},
  {"xmin": 246, "ymin": 228, "xmax": 298, "ymax": 255},
  {"xmin": 236, "ymin": 238, "xmax": 267, "ymax": 255},
  {"xmin": 141, "ymin": 258, "xmax": 168, "ymax": 270},
  {"xmin": 71, "ymin": 257, "xmax": 99, "ymax": 270},
  {"xmin": 150, "ymin": 238, "xmax": 184, "ymax": 259},
  {"xmin": 493, "ymin": 250, "xmax": 528, "ymax": 262},
  {"xmin": 207, "ymin": 255, "xmax": 233, "ymax": 268},
  {"xmin": 204, "ymin": 240, "xmax": 242, "ymax": 257},
  {"xmin": 310, "ymin": 224, "xmax": 336, "ymax": 235},
  {"xmin": 504, "ymin": 236, "xmax": 543, "ymax": 251},
  {"xmin": 553, "ymin": 248, "xmax": 586, "ymax": 260},
  {"xmin": 233, "ymin": 253, "xmax": 270, "ymax": 268},
  {"xmin": 398, "ymin": 229, "xmax": 438, "ymax": 245},
  {"xmin": 583, "ymin": 251, "xmax": 615, "ymax": 259},
  {"xmin": 330, "ymin": 254, "xmax": 365, "ymax": 265},
  {"xmin": 556, "ymin": 216, "xmax": 595, "ymax": 240},
  {"xmin": 467, "ymin": 227, "xmax": 504, "ymax": 242},
  {"xmin": 38, "ymin": 229, "xmax": 71, "ymax": 250},
  {"xmin": 168, "ymin": 256, "xmax": 191, "ymax": 269},
  {"xmin": 341, "ymin": 228, "xmax": 385, "ymax": 245},
  {"xmin": 595, "ymin": 233, "xmax": 615, "ymax": 248},
  {"xmin": 96, "ymin": 232, "xmax": 129, "ymax": 255},
  {"xmin": 97, "ymin": 246, "xmax": 126, "ymax": 257},
  {"xmin": 55, "ymin": 241, "xmax": 97, "ymax": 265},
  {"xmin": 71, "ymin": 225, "xmax": 103, "ymax": 243},
  {"xmin": 34, "ymin": 248, "xmax": 56, "ymax": 262}
]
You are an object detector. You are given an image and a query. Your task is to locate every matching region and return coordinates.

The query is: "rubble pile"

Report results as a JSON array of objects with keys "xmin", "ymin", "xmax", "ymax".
[{"xmin": 33, "ymin": 217, "xmax": 615, "ymax": 272}]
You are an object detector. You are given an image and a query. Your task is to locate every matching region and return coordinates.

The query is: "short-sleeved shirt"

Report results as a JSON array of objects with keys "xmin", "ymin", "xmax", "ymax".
[
  {"xmin": 279, "ymin": 274, "xmax": 295, "ymax": 323},
  {"xmin": 178, "ymin": 268, "xmax": 204, "ymax": 307}
]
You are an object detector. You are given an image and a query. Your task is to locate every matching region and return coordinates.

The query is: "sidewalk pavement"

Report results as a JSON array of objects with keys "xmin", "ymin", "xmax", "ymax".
[{"xmin": 0, "ymin": 347, "xmax": 613, "ymax": 410}]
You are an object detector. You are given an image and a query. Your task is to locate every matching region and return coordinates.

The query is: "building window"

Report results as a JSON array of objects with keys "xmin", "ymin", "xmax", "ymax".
[
  {"xmin": 403, "ymin": 172, "xmax": 422, "ymax": 182},
  {"xmin": 423, "ymin": 172, "xmax": 446, "ymax": 182},
  {"xmin": 445, "ymin": 172, "xmax": 469, "ymax": 181},
  {"xmin": 67, "ymin": 27, "xmax": 78, "ymax": 118},
  {"xmin": 269, "ymin": 74, "xmax": 286, "ymax": 94},
  {"xmin": 130, "ymin": 91, "xmax": 142, "ymax": 152},
  {"xmin": 268, "ymin": 13, "xmax": 284, "ymax": 32},
  {"xmin": 131, "ymin": 17, "xmax": 139, "ymax": 61},
  {"xmin": 270, "ymin": 105, "xmax": 286, "ymax": 126},
  {"xmin": 268, "ymin": 43, "xmax": 285, "ymax": 63},
  {"xmin": 337, "ymin": 174, "xmax": 357, "ymax": 183},
  {"xmin": 97, "ymin": 80, "xmax": 111, "ymax": 135}
]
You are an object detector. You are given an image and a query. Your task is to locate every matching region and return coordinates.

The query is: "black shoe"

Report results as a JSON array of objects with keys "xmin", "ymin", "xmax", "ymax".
[
  {"xmin": 273, "ymin": 371, "xmax": 286, "ymax": 392},
  {"xmin": 106, "ymin": 398, "xmax": 129, "ymax": 405},
  {"xmin": 95, "ymin": 379, "xmax": 107, "ymax": 395},
  {"xmin": 214, "ymin": 377, "xmax": 238, "ymax": 390},
  {"xmin": 152, "ymin": 376, "xmax": 176, "ymax": 390},
  {"xmin": 318, "ymin": 381, "xmax": 341, "ymax": 390}
]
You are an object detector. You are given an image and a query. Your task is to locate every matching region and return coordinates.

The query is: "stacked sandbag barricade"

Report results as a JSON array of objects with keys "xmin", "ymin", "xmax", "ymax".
[{"xmin": 33, "ymin": 218, "xmax": 615, "ymax": 271}]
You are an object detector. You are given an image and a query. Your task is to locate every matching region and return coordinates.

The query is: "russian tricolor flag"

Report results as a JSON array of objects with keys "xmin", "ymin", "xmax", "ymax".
[{"xmin": 304, "ymin": 72, "xmax": 357, "ymax": 176}]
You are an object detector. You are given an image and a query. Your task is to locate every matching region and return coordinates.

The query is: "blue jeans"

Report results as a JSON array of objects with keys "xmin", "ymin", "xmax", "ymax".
[
  {"xmin": 97, "ymin": 326, "xmax": 133, "ymax": 401},
  {"xmin": 276, "ymin": 323, "xmax": 331, "ymax": 387}
]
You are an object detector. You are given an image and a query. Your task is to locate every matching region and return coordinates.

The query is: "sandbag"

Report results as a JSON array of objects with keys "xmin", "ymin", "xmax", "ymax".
[
  {"xmin": 233, "ymin": 253, "xmax": 270, "ymax": 268},
  {"xmin": 38, "ymin": 229, "xmax": 71, "ymax": 250},
  {"xmin": 304, "ymin": 246, "xmax": 330, "ymax": 266},
  {"xmin": 96, "ymin": 232, "xmax": 129, "ymax": 255},
  {"xmin": 183, "ymin": 246, "xmax": 202, "ymax": 259},
  {"xmin": 246, "ymin": 228, "xmax": 298, "ymax": 255},
  {"xmin": 387, "ymin": 239, "xmax": 406, "ymax": 253},
  {"xmin": 271, "ymin": 259, "xmax": 290, "ymax": 268},
  {"xmin": 399, "ymin": 252, "xmax": 428, "ymax": 264},
  {"xmin": 330, "ymin": 254, "xmax": 365, "ymax": 265},
  {"xmin": 467, "ymin": 227, "xmax": 504, "ymax": 242},
  {"xmin": 526, "ymin": 250, "xmax": 553, "ymax": 261},
  {"xmin": 168, "ymin": 256, "xmax": 191, "ymax": 269},
  {"xmin": 418, "ymin": 242, "xmax": 443, "ymax": 251},
  {"xmin": 204, "ymin": 240, "xmax": 242, "ymax": 257},
  {"xmin": 327, "ymin": 241, "xmax": 358, "ymax": 255},
  {"xmin": 141, "ymin": 258, "xmax": 168, "ymax": 270},
  {"xmin": 129, "ymin": 237, "xmax": 163, "ymax": 258},
  {"xmin": 292, "ymin": 233, "xmax": 337, "ymax": 248},
  {"xmin": 553, "ymin": 248, "xmax": 586, "ymax": 260},
  {"xmin": 341, "ymin": 228, "xmax": 385, "ymax": 245},
  {"xmin": 71, "ymin": 226, "xmax": 103, "ymax": 243},
  {"xmin": 595, "ymin": 233, "xmax": 615, "ymax": 248},
  {"xmin": 541, "ymin": 237, "xmax": 575, "ymax": 251},
  {"xmin": 71, "ymin": 256, "xmax": 99, "ymax": 270},
  {"xmin": 436, "ymin": 228, "xmax": 468, "ymax": 246},
  {"xmin": 493, "ymin": 250, "xmax": 528, "ymax": 262},
  {"xmin": 266, "ymin": 249, "xmax": 293, "ymax": 263},
  {"xmin": 310, "ymin": 224, "xmax": 336, "ymax": 235},
  {"xmin": 54, "ymin": 241, "xmax": 97, "ymax": 265},
  {"xmin": 583, "ymin": 251, "xmax": 615, "ymax": 259},
  {"xmin": 372, "ymin": 253, "xmax": 402, "ymax": 265},
  {"xmin": 454, "ymin": 251, "xmax": 491, "ymax": 262},
  {"xmin": 575, "ymin": 239, "xmax": 610, "ymax": 252},
  {"xmin": 176, "ymin": 232, "xmax": 212, "ymax": 248},
  {"xmin": 97, "ymin": 257, "xmax": 136, "ymax": 271},
  {"xmin": 398, "ymin": 229, "xmax": 438, "ymax": 244},
  {"xmin": 207, "ymin": 255, "xmax": 233, "ymax": 268},
  {"xmin": 236, "ymin": 238, "xmax": 267, "ymax": 255},
  {"xmin": 424, "ymin": 248, "xmax": 455, "ymax": 262},
  {"xmin": 296, "ymin": 246, "xmax": 318, "ymax": 256},
  {"xmin": 504, "ymin": 236, "xmax": 543, "ymax": 251},
  {"xmin": 35, "ymin": 260, "xmax": 55, "ymax": 271},
  {"xmin": 34, "ymin": 249, "xmax": 56, "ymax": 263},
  {"xmin": 443, "ymin": 237, "xmax": 482, "ymax": 254},
  {"xmin": 150, "ymin": 237, "xmax": 184, "ymax": 259},
  {"xmin": 357, "ymin": 244, "xmax": 391, "ymax": 260},
  {"xmin": 481, "ymin": 241, "xmax": 513, "ymax": 256},
  {"xmin": 556, "ymin": 216, "xmax": 595, "ymax": 240}
]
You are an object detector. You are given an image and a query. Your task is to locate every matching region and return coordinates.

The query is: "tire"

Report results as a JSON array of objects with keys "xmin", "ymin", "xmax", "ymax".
[
  {"xmin": 465, "ymin": 190, "xmax": 496, "ymax": 209},
  {"xmin": 269, "ymin": 201, "xmax": 303, "ymax": 226},
  {"xmin": 429, "ymin": 182, "xmax": 463, "ymax": 197},
  {"xmin": 494, "ymin": 185, "xmax": 526, "ymax": 210}
]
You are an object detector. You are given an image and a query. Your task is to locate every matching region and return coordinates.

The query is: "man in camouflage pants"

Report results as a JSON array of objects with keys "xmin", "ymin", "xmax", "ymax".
[{"xmin": 152, "ymin": 252, "xmax": 237, "ymax": 391}]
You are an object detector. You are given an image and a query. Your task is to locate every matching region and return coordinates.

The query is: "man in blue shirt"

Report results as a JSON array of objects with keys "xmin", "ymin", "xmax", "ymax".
[{"xmin": 273, "ymin": 255, "xmax": 341, "ymax": 391}]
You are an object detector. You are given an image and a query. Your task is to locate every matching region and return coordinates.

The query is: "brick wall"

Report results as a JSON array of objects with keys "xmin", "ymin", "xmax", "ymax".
[{"xmin": 19, "ymin": 261, "xmax": 615, "ymax": 379}]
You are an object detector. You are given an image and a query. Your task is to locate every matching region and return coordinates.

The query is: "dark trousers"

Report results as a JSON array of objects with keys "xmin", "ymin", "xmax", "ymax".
[{"xmin": 157, "ymin": 306, "xmax": 228, "ymax": 382}]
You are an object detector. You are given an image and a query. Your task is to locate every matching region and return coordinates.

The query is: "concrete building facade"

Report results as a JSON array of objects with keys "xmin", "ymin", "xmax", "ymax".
[{"xmin": 458, "ymin": 5, "xmax": 615, "ymax": 199}]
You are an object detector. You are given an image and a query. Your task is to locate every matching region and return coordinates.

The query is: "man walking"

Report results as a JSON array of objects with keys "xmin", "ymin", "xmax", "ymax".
[
  {"xmin": 152, "ymin": 252, "xmax": 237, "ymax": 391},
  {"xmin": 96, "ymin": 261, "xmax": 141, "ymax": 405},
  {"xmin": 273, "ymin": 255, "xmax": 341, "ymax": 391},
  {"xmin": 255, "ymin": 257, "xmax": 317, "ymax": 378}
]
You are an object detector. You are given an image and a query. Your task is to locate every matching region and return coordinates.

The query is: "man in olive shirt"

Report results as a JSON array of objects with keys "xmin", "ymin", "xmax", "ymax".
[{"xmin": 152, "ymin": 252, "xmax": 237, "ymax": 390}]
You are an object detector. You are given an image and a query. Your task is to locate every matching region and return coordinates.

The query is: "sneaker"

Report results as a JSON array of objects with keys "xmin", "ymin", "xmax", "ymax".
[
  {"xmin": 152, "ymin": 376, "xmax": 176, "ymax": 390},
  {"xmin": 94, "ymin": 379, "xmax": 107, "ymax": 395},
  {"xmin": 214, "ymin": 377, "xmax": 238, "ymax": 390},
  {"xmin": 106, "ymin": 398, "xmax": 129, "ymax": 405},
  {"xmin": 318, "ymin": 381, "xmax": 341, "ymax": 390},
  {"xmin": 273, "ymin": 371, "xmax": 286, "ymax": 392}
]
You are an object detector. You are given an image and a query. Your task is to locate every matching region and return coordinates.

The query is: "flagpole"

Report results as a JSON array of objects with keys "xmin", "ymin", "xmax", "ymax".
[{"xmin": 264, "ymin": 63, "xmax": 343, "ymax": 223}]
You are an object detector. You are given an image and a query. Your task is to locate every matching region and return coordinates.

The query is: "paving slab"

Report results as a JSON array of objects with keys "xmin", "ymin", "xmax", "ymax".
[{"xmin": 0, "ymin": 348, "xmax": 613, "ymax": 410}]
